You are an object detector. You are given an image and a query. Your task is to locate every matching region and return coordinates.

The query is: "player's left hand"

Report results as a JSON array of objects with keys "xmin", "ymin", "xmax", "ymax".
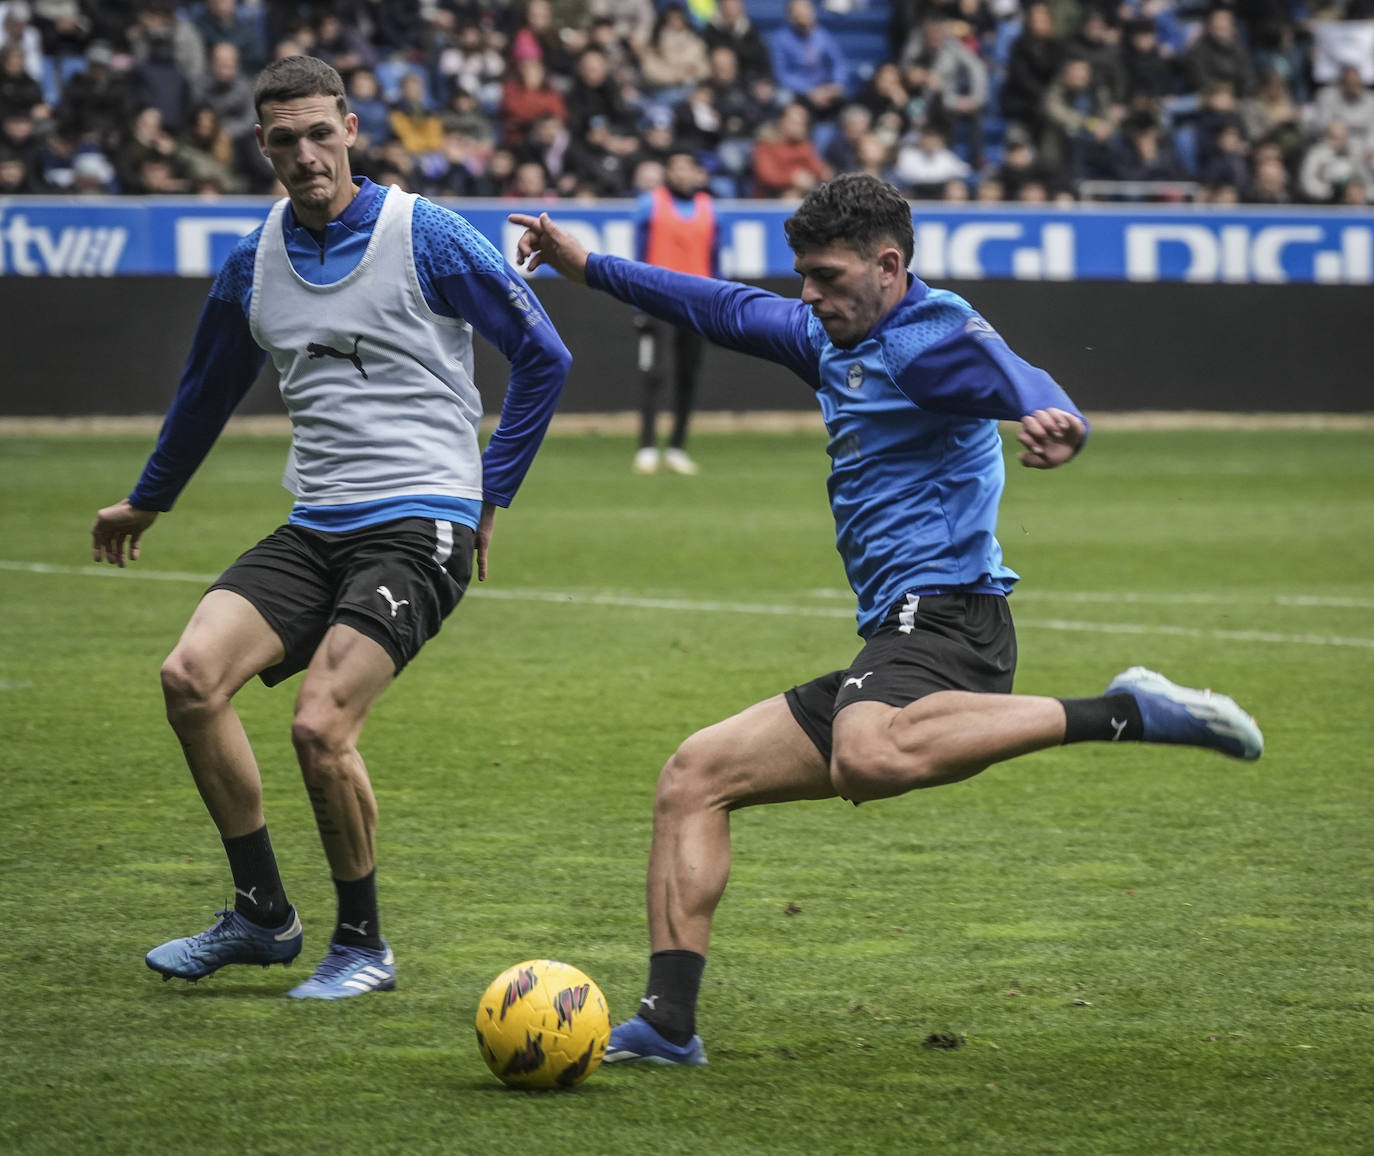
[
  {"xmin": 1017, "ymin": 408, "xmax": 1086, "ymax": 469},
  {"xmin": 91, "ymin": 499, "xmax": 157, "ymax": 567},
  {"xmin": 476, "ymin": 502, "xmax": 496, "ymax": 582}
]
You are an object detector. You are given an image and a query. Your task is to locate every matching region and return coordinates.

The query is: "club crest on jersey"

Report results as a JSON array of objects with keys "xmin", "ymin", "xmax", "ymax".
[
  {"xmin": 506, "ymin": 278, "xmax": 541, "ymax": 328},
  {"xmin": 499, "ymin": 965, "xmax": 539, "ymax": 1019},
  {"xmin": 553, "ymin": 983, "xmax": 590, "ymax": 1030},
  {"xmin": 964, "ymin": 315, "xmax": 1000, "ymax": 343},
  {"xmin": 846, "ymin": 362, "xmax": 864, "ymax": 392}
]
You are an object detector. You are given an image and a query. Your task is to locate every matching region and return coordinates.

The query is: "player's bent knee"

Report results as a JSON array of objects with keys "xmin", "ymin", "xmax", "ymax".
[
  {"xmin": 290, "ymin": 710, "xmax": 350, "ymax": 772},
  {"xmin": 654, "ymin": 732, "xmax": 730, "ymax": 815},
  {"xmin": 831, "ymin": 739, "xmax": 931, "ymax": 804},
  {"xmin": 160, "ymin": 650, "xmax": 225, "ymax": 719}
]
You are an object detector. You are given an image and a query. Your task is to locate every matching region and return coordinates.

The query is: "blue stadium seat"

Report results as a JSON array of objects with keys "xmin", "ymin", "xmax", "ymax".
[{"xmin": 38, "ymin": 55, "xmax": 60, "ymax": 106}]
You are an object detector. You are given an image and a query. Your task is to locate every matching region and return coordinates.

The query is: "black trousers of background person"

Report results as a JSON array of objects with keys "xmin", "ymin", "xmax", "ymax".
[{"xmin": 636, "ymin": 313, "xmax": 704, "ymax": 451}]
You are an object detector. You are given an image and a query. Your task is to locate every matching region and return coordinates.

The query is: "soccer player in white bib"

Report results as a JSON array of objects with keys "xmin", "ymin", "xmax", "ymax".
[
  {"xmin": 91, "ymin": 56, "xmax": 572, "ymax": 999},
  {"xmin": 510, "ymin": 178, "xmax": 1264, "ymax": 1064}
]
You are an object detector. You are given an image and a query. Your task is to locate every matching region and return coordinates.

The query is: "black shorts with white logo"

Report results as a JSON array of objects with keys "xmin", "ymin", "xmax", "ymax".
[
  {"xmin": 784, "ymin": 592, "xmax": 1017, "ymax": 763},
  {"xmin": 209, "ymin": 517, "xmax": 475, "ymax": 686}
]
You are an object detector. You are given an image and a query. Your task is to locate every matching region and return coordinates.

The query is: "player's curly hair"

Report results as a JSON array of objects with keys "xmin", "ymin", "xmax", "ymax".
[
  {"xmin": 253, "ymin": 56, "xmax": 348, "ymax": 122},
  {"xmin": 784, "ymin": 174, "xmax": 915, "ymax": 268}
]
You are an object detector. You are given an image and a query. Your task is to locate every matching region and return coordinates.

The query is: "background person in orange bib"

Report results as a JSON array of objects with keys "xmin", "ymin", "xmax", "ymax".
[{"xmin": 632, "ymin": 149, "xmax": 719, "ymax": 476}]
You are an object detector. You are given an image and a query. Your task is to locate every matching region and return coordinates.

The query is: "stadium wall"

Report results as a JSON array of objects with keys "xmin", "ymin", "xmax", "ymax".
[{"xmin": 2, "ymin": 274, "xmax": 1370, "ymax": 415}]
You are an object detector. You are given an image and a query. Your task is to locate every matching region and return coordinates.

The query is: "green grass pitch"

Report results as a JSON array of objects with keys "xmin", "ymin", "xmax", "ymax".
[{"xmin": 0, "ymin": 426, "xmax": 1370, "ymax": 1155}]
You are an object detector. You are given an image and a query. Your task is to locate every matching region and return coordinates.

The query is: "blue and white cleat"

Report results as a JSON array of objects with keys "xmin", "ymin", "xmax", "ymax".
[
  {"xmin": 1106, "ymin": 666, "xmax": 1263, "ymax": 761},
  {"xmin": 604, "ymin": 1016, "xmax": 707, "ymax": 1066},
  {"xmin": 146, "ymin": 907, "xmax": 303, "ymax": 981},
  {"xmin": 287, "ymin": 941, "xmax": 395, "ymax": 1000}
]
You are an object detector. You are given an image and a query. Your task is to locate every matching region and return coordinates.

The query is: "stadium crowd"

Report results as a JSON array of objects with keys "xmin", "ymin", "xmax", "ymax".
[{"xmin": 0, "ymin": 0, "xmax": 1372, "ymax": 204}]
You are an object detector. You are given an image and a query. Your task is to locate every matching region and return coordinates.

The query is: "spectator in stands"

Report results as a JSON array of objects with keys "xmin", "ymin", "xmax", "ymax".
[
  {"xmin": 586, "ymin": 13, "xmax": 638, "ymax": 82},
  {"xmin": 703, "ymin": 0, "xmax": 771, "ymax": 83},
  {"xmin": 996, "ymin": 123, "xmax": 1063, "ymax": 199},
  {"xmin": 1310, "ymin": 65, "xmax": 1374, "ymax": 157},
  {"xmin": 510, "ymin": 157, "xmax": 554, "ymax": 200},
  {"xmin": 116, "ymin": 103, "xmax": 186, "ymax": 191},
  {"xmin": 177, "ymin": 102, "xmax": 239, "ymax": 192},
  {"xmin": 500, "ymin": 56, "xmax": 566, "ymax": 149},
  {"xmin": 894, "ymin": 121, "xmax": 971, "ymax": 197},
  {"xmin": 313, "ymin": 11, "xmax": 375, "ymax": 81},
  {"xmin": 0, "ymin": 141, "xmax": 47, "ymax": 191},
  {"xmin": 516, "ymin": 110, "xmax": 571, "ymax": 192},
  {"xmin": 1121, "ymin": 17, "xmax": 1178, "ymax": 105},
  {"xmin": 639, "ymin": 3, "xmax": 710, "ymax": 95},
  {"xmin": 0, "ymin": 1, "xmax": 43, "ymax": 82},
  {"xmin": 672, "ymin": 79, "xmax": 725, "ymax": 159},
  {"xmin": 1244, "ymin": 140, "xmax": 1291, "ymax": 202},
  {"xmin": 565, "ymin": 45, "xmax": 638, "ymax": 138},
  {"xmin": 27, "ymin": 0, "xmax": 91, "ymax": 60},
  {"xmin": 768, "ymin": 0, "xmax": 848, "ymax": 120},
  {"xmin": 823, "ymin": 102, "xmax": 875, "ymax": 172},
  {"xmin": 564, "ymin": 112, "xmax": 637, "ymax": 194},
  {"xmin": 346, "ymin": 66, "xmax": 392, "ymax": 151},
  {"xmin": 859, "ymin": 60, "xmax": 918, "ymax": 140},
  {"xmin": 999, "ymin": 0, "xmax": 1063, "ymax": 137},
  {"xmin": 1199, "ymin": 118, "xmax": 1251, "ymax": 191},
  {"xmin": 196, "ymin": 41, "xmax": 256, "ymax": 143},
  {"xmin": 1107, "ymin": 110, "xmax": 1188, "ymax": 189},
  {"xmin": 911, "ymin": 14, "xmax": 989, "ymax": 167},
  {"xmin": 751, "ymin": 98, "xmax": 831, "ymax": 196},
  {"xmin": 440, "ymin": 84, "xmax": 495, "ymax": 146},
  {"xmin": 853, "ymin": 129, "xmax": 898, "ymax": 184},
  {"xmin": 1065, "ymin": 8, "xmax": 1126, "ymax": 104},
  {"xmin": 436, "ymin": 20, "xmax": 506, "ymax": 108},
  {"xmin": 389, "ymin": 67, "xmax": 444, "ymax": 158},
  {"xmin": 70, "ymin": 147, "xmax": 117, "ymax": 192},
  {"xmin": 1192, "ymin": 79, "xmax": 1245, "ymax": 177},
  {"xmin": 56, "ymin": 40, "xmax": 134, "ymax": 147},
  {"xmin": 192, "ymin": 0, "xmax": 267, "ymax": 75},
  {"xmin": 1042, "ymin": 55, "xmax": 1119, "ymax": 184},
  {"xmin": 629, "ymin": 105, "xmax": 679, "ymax": 170},
  {"xmin": 1240, "ymin": 66, "xmax": 1301, "ymax": 163},
  {"xmin": 706, "ymin": 43, "xmax": 773, "ymax": 194},
  {"xmin": 1184, "ymin": 6, "xmax": 1256, "ymax": 99},
  {"xmin": 0, "ymin": 41, "xmax": 43, "ymax": 117},
  {"xmin": 509, "ymin": 0, "xmax": 577, "ymax": 79},
  {"xmin": 368, "ymin": 0, "xmax": 424, "ymax": 56},
  {"xmin": 590, "ymin": 0, "xmax": 655, "ymax": 55},
  {"xmin": 975, "ymin": 173, "xmax": 1004, "ymax": 201},
  {"xmin": 129, "ymin": 1, "xmax": 205, "ymax": 91},
  {"xmin": 1299, "ymin": 118, "xmax": 1370, "ymax": 202}
]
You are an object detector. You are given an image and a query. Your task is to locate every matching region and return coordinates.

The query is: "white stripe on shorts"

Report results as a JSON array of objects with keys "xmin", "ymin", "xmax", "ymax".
[
  {"xmin": 433, "ymin": 520, "xmax": 454, "ymax": 565},
  {"xmin": 898, "ymin": 593, "xmax": 920, "ymax": 635}
]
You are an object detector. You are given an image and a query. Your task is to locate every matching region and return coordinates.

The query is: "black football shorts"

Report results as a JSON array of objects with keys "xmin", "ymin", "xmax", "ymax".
[
  {"xmin": 209, "ymin": 517, "xmax": 474, "ymax": 686},
  {"xmin": 785, "ymin": 592, "xmax": 1018, "ymax": 762}
]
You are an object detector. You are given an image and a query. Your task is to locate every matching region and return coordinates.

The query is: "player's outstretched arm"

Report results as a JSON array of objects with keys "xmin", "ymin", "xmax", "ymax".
[
  {"xmin": 508, "ymin": 212, "xmax": 589, "ymax": 283},
  {"xmin": 1017, "ymin": 407, "xmax": 1086, "ymax": 469},
  {"xmin": 91, "ymin": 499, "xmax": 158, "ymax": 567}
]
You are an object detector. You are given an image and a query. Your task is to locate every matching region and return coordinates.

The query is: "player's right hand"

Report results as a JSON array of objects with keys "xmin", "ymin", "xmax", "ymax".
[
  {"xmin": 507, "ymin": 212, "xmax": 590, "ymax": 283},
  {"xmin": 91, "ymin": 499, "xmax": 158, "ymax": 567}
]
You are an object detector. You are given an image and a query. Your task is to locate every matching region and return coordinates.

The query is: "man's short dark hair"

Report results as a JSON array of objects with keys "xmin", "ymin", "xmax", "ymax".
[
  {"xmin": 784, "ymin": 173, "xmax": 915, "ymax": 268},
  {"xmin": 253, "ymin": 56, "xmax": 348, "ymax": 122}
]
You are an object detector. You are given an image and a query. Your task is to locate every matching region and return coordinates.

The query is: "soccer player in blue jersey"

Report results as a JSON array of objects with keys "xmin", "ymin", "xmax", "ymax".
[
  {"xmin": 90, "ymin": 57, "xmax": 572, "ymax": 1000},
  {"xmin": 509, "ymin": 175, "xmax": 1263, "ymax": 1065}
]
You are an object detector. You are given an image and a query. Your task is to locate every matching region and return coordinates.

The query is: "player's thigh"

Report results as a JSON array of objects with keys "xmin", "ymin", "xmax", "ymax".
[
  {"xmin": 666, "ymin": 694, "xmax": 835, "ymax": 810},
  {"xmin": 164, "ymin": 588, "xmax": 287, "ymax": 697},
  {"xmin": 293, "ymin": 623, "xmax": 398, "ymax": 744}
]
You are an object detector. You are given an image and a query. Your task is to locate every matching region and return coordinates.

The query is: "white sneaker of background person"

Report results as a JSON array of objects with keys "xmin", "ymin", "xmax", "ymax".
[
  {"xmin": 634, "ymin": 447, "xmax": 660, "ymax": 474},
  {"xmin": 662, "ymin": 448, "xmax": 699, "ymax": 475}
]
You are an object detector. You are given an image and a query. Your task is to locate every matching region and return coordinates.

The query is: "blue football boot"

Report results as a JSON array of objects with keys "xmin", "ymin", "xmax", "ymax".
[
  {"xmin": 287, "ymin": 941, "xmax": 395, "ymax": 1000},
  {"xmin": 604, "ymin": 1016, "xmax": 707, "ymax": 1066},
  {"xmin": 146, "ymin": 907, "xmax": 303, "ymax": 981},
  {"xmin": 1106, "ymin": 666, "xmax": 1263, "ymax": 760}
]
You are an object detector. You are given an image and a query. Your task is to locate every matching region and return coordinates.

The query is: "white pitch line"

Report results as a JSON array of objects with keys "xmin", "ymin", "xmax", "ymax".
[{"xmin": 3, "ymin": 560, "xmax": 1371, "ymax": 649}]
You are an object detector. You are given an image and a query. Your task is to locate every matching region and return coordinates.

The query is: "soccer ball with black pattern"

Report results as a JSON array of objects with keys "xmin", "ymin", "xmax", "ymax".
[{"xmin": 474, "ymin": 959, "xmax": 610, "ymax": 1089}]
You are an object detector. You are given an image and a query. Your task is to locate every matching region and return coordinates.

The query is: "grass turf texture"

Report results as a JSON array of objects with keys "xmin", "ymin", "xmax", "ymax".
[{"xmin": 0, "ymin": 428, "xmax": 1370, "ymax": 1155}]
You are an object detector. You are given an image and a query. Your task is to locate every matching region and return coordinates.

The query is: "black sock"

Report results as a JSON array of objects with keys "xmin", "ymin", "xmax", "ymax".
[
  {"xmin": 1059, "ymin": 693, "xmax": 1144, "ymax": 745},
  {"xmin": 223, "ymin": 825, "xmax": 290, "ymax": 927},
  {"xmin": 638, "ymin": 950, "xmax": 706, "ymax": 1046},
  {"xmin": 332, "ymin": 870, "xmax": 383, "ymax": 948}
]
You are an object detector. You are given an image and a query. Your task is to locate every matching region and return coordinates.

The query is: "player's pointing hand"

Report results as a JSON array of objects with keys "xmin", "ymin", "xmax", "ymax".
[
  {"xmin": 507, "ymin": 212, "xmax": 590, "ymax": 284},
  {"xmin": 1017, "ymin": 407, "xmax": 1087, "ymax": 469}
]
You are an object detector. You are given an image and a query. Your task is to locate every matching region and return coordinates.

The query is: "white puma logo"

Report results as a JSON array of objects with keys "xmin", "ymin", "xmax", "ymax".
[
  {"xmin": 1110, "ymin": 717, "xmax": 1128, "ymax": 742},
  {"xmin": 235, "ymin": 886, "xmax": 258, "ymax": 905},
  {"xmin": 842, "ymin": 671, "xmax": 875, "ymax": 690},
  {"xmin": 340, "ymin": 920, "xmax": 369, "ymax": 936},
  {"xmin": 377, "ymin": 585, "xmax": 409, "ymax": 618},
  {"xmin": 640, "ymin": 995, "xmax": 659, "ymax": 1011}
]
